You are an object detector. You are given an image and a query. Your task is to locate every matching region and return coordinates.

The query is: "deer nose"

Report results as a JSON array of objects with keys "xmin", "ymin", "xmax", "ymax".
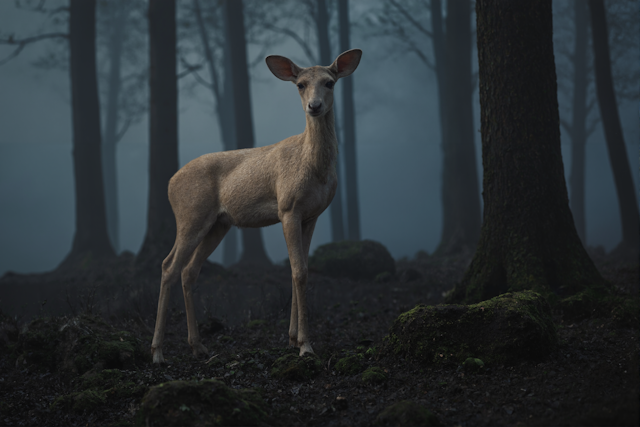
[{"xmin": 308, "ymin": 100, "xmax": 322, "ymax": 112}]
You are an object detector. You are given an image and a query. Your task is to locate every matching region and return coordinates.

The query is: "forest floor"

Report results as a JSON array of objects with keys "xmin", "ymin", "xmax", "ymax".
[{"xmin": 0, "ymin": 250, "xmax": 638, "ymax": 426}]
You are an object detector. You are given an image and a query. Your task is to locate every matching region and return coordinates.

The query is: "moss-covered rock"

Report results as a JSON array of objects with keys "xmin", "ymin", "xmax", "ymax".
[
  {"xmin": 334, "ymin": 354, "xmax": 365, "ymax": 375},
  {"xmin": 362, "ymin": 366, "xmax": 388, "ymax": 384},
  {"xmin": 381, "ymin": 291, "xmax": 557, "ymax": 365},
  {"xmin": 246, "ymin": 319, "xmax": 266, "ymax": 329},
  {"xmin": 560, "ymin": 286, "xmax": 639, "ymax": 327},
  {"xmin": 309, "ymin": 240, "xmax": 396, "ymax": 281},
  {"xmin": 136, "ymin": 380, "xmax": 267, "ymax": 426},
  {"xmin": 270, "ymin": 353, "xmax": 322, "ymax": 380},
  {"xmin": 51, "ymin": 389, "xmax": 107, "ymax": 413},
  {"xmin": 14, "ymin": 315, "xmax": 149, "ymax": 376},
  {"xmin": 462, "ymin": 357, "xmax": 485, "ymax": 372},
  {"xmin": 375, "ymin": 400, "xmax": 439, "ymax": 426}
]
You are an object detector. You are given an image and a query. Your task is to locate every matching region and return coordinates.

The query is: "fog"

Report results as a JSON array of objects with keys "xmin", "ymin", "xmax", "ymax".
[{"xmin": 0, "ymin": 1, "xmax": 638, "ymax": 276}]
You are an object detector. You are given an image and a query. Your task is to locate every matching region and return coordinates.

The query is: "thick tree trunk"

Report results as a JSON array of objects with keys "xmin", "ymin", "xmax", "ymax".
[
  {"xmin": 225, "ymin": 0, "xmax": 271, "ymax": 266},
  {"xmin": 338, "ymin": 0, "xmax": 360, "ymax": 241},
  {"xmin": 58, "ymin": 0, "xmax": 115, "ymax": 270},
  {"xmin": 137, "ymin": 0, "xmax": 179, "ymax": 273},
  {"xmin": 436, "ymin": 0, "xmax": 481, "ymax": 256},
  {"xmin": 193, "ymin": 0, "xmax": 238, "ymax": 266},
  {"xmin": 448, "ymin": 0, "xmax": 605, "ymax": 304},
  {"xmin": 568, "ymin": 0, "xmax": 589, "ymax": 244},
  {"xmin": 316, "ymin": 0, "xmax": 345, "ymax": 242},
  {"xmin": 588, "ymin": 0, "xmax": 639, "ymax": 258},
  {"xmin": 102, "ymin": 0, "xmax": 126, "ymax": 254}
]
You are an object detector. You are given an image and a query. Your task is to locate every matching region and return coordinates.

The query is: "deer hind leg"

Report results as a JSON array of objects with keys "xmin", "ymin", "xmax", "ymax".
[
  {"xmin": 150, "ymin": 215, "xmax": 216, "ymax": 364},
  {"xmin": 181, "ymin": 220, "xmax": 230, "ymax": 358}
]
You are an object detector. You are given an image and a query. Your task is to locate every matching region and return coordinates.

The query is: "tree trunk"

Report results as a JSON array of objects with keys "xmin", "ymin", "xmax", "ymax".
[
  {"xmin": 568, "ymin": 0, "xmax": 589, "ymax": 244},
  {"xmin": 448, "ymin": 0, "xmax": 605, "ymax": 304},
  {"xmin": 225, "ymin": 0, "xmax": 271, "ymax": 266},
  {"xmin": 193, "ymin": 0, "xmax": 238, "ymax": 266},
  {"xmin": 588, "ymin": 0, "xmax": 639, "ymax": 258},
  {"xmin": 316, "ymin": 0, "xmax": 345, "ymax": 242},
  {"xmin": 102, "ymin": 0, "xmax": 126, "ymax": 254},
  {"xmin": 137, "ymin": 0, "xmax": 179, "ymax": 273},
  {"xmin": 58, "ymin": 0, "xmax": 115, "ymax": 270},
  {"xmin": 338, "ymin": 0, "xmax": 360, "ymax": 241},
  {"xmin": 436, "ymin": 0, "xmax": 481, "ymax": 256}
]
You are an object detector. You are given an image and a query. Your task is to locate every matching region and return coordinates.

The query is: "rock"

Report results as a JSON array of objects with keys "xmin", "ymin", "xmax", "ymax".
[
  {"xmin": 334, "ymin": 354, "xmax": 365, "ymax": 375},
  {"xmin": 309, "ymin": 240, "xmax": 396, "ymax": 281},
  {"xmin": 362, "ymin": 366, "xmax": 388, "ymax": 384},
  {"xmin": 381, "ymin": 290, "xmax": 557, "ymax": 365},
  {"xmin": 14, "ymin": 314, "xmax": 149, "ymax": 376},
  {"xmin": 399, "ymin": 268, "xmax": 423, "ymax": 283},
  {"xmin": 136, "ymin": 380, "xmax": 267, "ymax": 426},
  {"xmin": 270, "ymin": 353, "xmax": 322, "ymax": 380},
  {"xmin": 375, "ymin": 400, "xmax": 439, "ymax": 426},
  {"xmin": 462, "ymin": 357, "xmax": 485, "ymax": 372}
]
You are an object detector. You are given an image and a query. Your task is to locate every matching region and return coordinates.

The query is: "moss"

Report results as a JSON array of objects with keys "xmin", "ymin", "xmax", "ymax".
[
  {"xmin": 362, "ymin": 367, "xmax": 388, "ymax": 384},
  {"xmin": 462, "ymin": 358, "xmax": 484, "ymax": 372},
  {"xmin": 381, "ymin": 291, "xmax": 557, "ymax": 365},
  {"xmin": 220, "ymin": 335, "xmax": 234, "ymax": 343},
  {"xmin": 270, "ymin": 353, "xmax": 322, "ymax": 380},
  {"xmin": 374, "ymin": 271, "xmax": 393, "ymax": 283},
  {"xmin": 375, "ymin": 400, "xmax": 439, "ymax": 426},
  {"xmin": 80, "ymin": 369, "xmax": 147, "ymax": 399},
  {"xmin": 15, "ymin": 315, "xmax": 149, "ymax": 376},
  {"xmin": 334, "ymin": 354, "xmax": 364, "ymax": 375},
  {"xmin": 246, "ymin": 320, "xmax": 266, "ymax": 329},
  {"xmin": 560, "ymin": 286, "xmax": 639, "ymax": 327},
  {"xmin": 309, "ymin": 240, "xmax": 396, "ymax": 280},
  {"xmin": 51, "ymin": 389, "xmax": 107, "ymax": 413},
  {"xmin": 136, "ymin": 380, "xmax": 267, "ymax": 426}
]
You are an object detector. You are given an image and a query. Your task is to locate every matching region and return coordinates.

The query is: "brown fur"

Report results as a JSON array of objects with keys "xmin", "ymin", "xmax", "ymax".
[{"xmin": 150, "ymin": 49, "xmax": 362, "ymax": 363}]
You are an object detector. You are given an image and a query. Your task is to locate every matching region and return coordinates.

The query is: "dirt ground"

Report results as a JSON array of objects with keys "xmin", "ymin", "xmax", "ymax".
[{"xmin": 0, "ymin": 251, "xmax": 637, "ymax": 426}]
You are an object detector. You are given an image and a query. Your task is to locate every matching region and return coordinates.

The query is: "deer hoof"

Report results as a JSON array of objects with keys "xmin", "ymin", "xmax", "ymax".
[
  {"xmin": 191, "ymin": 343, "xmax": 209, "ymax": 359},
  {"xmin": 298, "ymin": 342, "xmax": 314, "ymax": 356},
  {"xmin": 152, "ymin": 348, "xmax": 165, "ymax": 364}
]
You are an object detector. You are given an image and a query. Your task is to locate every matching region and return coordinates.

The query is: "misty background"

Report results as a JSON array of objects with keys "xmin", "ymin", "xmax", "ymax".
[{"xmin": 0, "ymin": 0, "xmax": 638, "ymax": 276}]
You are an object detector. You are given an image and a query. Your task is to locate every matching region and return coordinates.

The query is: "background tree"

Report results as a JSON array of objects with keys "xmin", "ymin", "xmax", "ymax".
[
  {"xmin": 97, "ymin": 0, "xmax": 147, "ymax": 254},
  {"xmin": 448, "ymin": 0, "xmax": 605, "ymax": 304},
  {"xmin": 338, "ymin": 0, "xmax": 360, "ymax": 241},
  {"xmin": 0, "ymin": 0, "xmax": 116, "ymax": 270},
  {"xmin": 588, "ymin": 0, "xmax": 639, "ymax": 259},
  {"xmin": 136, "ymin": 0, "xmax": 179, "ymax": 273},
  {"xmin": 225, "ymin": 0, "xmax": 271, "ymax": 266},
  {"xmin": 364, "ymin": 0, "xmax": 481, "ymax": 256},
  {"xmin": 553, "ymin": 0, "xmax": 639, "ymax": 245}
]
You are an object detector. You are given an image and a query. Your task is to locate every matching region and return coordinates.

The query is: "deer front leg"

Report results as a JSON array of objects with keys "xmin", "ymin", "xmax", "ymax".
[
  {"xmin": 151, "ymin": 248, "xmax": 180, "ymax": 364},
  {"xmin": 282, "ymin": 214, "xmax": 314, "ymax": 356}
]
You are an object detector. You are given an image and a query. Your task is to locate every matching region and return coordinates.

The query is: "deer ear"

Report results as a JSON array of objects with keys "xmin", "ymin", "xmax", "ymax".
[
  {"xmin": 330, "ymin": 49, "xmax": 362, "ymax": 79},
  {"xmin": 265, "ymin": 55, "xmax": 302, "ymax": 82}
]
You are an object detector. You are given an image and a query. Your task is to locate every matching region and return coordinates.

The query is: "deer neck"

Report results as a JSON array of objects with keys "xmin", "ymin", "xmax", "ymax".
[{"xmin": 302, "ymin": 109, "xmax": 338, "ymax": 184}]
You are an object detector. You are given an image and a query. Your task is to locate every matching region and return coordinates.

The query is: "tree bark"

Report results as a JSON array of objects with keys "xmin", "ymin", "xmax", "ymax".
[
  {"xmin": 568, "ymin": 0, "xmax": 589, "ymax": 244},
  {"xmin": 588, "ymin": 0, "xmax": 639, "ymax": 257},
  {"xmin": 448, "ymin": 0, "xmax": 605, "ymax": 304},
  {"xmin": 338, "ymin": 0, "xmax": 360, "ymax": 241},
  {"xmin": 137, "ymin": 0, "xmax": 179, "ymax": 273},
  {"xmin": 436, "ymin": 0, "xmax": 481, "ymax": 256},
  {"xmin": 102, "ymin": 0, "xmax": 126, "ymax": 254},
  {"xmin": 58, "ymin": 0, "xmax": 115, "ymax": 270},
  {"xmin": 225, "ymin": 0, "xmax": 271, "ymax": 266},
  {"xmin": 193, "ymin": 0, "xmax": 238, "ymax": 266},
  {"xmin": 315, "ymin": 0, "xmax": 345, "ymax": 242}
]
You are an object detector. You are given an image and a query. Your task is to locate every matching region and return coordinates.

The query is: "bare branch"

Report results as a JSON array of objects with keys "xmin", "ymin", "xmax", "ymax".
[
  {"xmin": 114, "ymin": 115, "xmax": 132, "ymax": 145},
  {"xmin": 560, "ymin": 117, "xmax": 573, "ymax": 137},
  {"xmin": 260, "ymin": 22, "xmax": 317, "ymax": 64},
  {"xmin": 388, "ymin": 0, "xmax": 433, "ymax": 39},
  {"xmin": 0, "ymin": 32, "xmax": 68, "ymax": 66},
  {"xmin": 178, "ymin": 56, "xmax": 205, "ymax": 80}
]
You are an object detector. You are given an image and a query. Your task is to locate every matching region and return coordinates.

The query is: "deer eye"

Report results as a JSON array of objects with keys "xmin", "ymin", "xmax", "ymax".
[
  {"xmin": 325, "ymin": 81, "xmax": 335, "ymax": 89},
  {"xmin": 297, "ymin": 83, "xmax": 305, "ymax": 90}
]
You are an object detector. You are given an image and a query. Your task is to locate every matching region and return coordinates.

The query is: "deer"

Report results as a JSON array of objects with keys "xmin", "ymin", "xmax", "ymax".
[{"xmin": 150, "ymin": 48, "xmax": 362, "ymax": 364}]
